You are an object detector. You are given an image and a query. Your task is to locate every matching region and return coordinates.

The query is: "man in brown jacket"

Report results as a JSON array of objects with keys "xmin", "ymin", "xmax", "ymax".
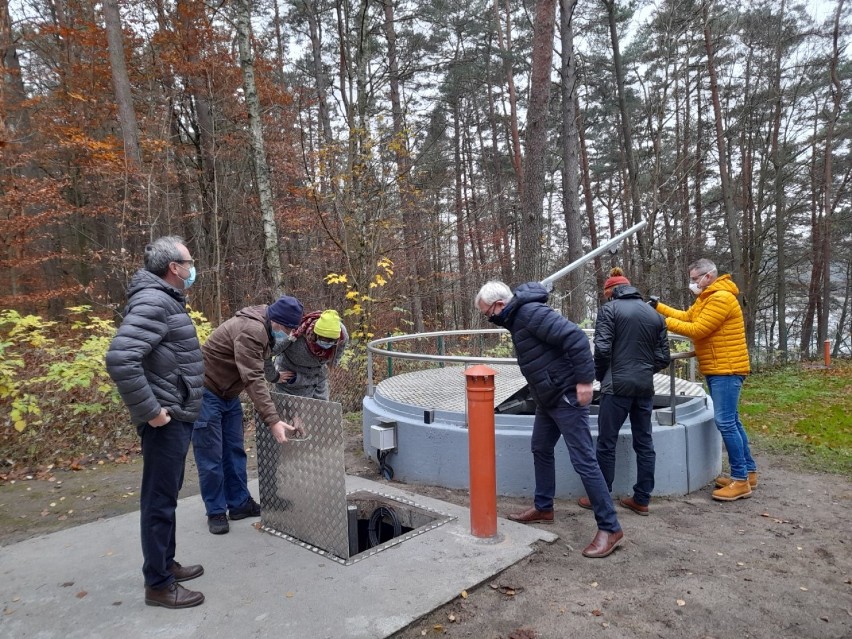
[{"xmin": 193, "ymin": 296, "xmax": 304, "ymax": 534}]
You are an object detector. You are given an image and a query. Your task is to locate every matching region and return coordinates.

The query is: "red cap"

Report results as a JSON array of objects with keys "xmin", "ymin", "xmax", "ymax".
[{"xmin": 604, "ymin": 274, "xmax": 630, "ymax": 290}]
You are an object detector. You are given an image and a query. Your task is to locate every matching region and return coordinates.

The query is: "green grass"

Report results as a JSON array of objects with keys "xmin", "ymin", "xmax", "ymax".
[{"xmin": 740, "ymin": 359, "xmax": 852, "ymax": 476}]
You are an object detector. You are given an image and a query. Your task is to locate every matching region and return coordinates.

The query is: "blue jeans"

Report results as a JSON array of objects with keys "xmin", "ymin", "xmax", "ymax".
[
  {"xmin": 140, "ymin": 419, "xmax": 193, "ymax": 588},
  {"xmin": 706, "ymin": 375, "xmax": 756, "ymax": 481},
  {"xmin": 531, "ymin": 395, "xmax": 621, "ymax": 533},
  {"xmin": 192, "ymin": 388, "xmax": 251, "ymax": 516},
  {"xmin": 597, "ymin": 394, "xmax": 655, "ymax": 506}
]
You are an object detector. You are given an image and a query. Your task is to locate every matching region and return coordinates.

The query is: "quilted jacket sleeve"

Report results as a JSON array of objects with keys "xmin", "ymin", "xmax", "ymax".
[
  {"xmin": 593, "ymin": 304, "xmax": 615, "ymax": 382},
  {"xmin": 526, "ymin": 306, "xmax": 594, "ymax": 384},
  {"xmin": 105, "ymin": 299, "xmax": 169, "ymax": 424},
  {"xmin": 656, "ymin": 301, "xmax": 690, "ymax": 321},
  {"xmin": 664, "ymin": 293, "xmax": 731, "ymax": 341},
  {"xmin": 655, "ymin": 319, "xmax": 671, "ymax": 373}
]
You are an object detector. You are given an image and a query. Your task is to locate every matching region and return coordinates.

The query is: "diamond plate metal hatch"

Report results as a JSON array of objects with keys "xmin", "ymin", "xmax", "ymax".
[{"xmin": 256, "ymin": 390, "xmax": 454, "ymax": 565}]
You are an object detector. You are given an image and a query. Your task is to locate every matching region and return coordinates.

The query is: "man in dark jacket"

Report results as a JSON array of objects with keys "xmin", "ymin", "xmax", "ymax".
[
  {"xmin": 579, "ymin": 268, "xmax": 670, "ymax": 516},
  {"xmin": 475, "ymin": 281, "xmax": 624, "ymax": 558},
  {"xmin": 106, "ymin": 236, "xmax": 205, "ymax": 609},
  {"xmin": 193, "ymin": 296, "xmax": 305, "ymax": 535}
]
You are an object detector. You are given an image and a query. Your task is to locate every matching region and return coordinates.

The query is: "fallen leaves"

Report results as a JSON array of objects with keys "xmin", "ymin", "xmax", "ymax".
[
  {"xmin": 760, "ymin": 513, "xmax": 792, "ymax": 524},
  {"xmin": 490, "ymin": 582, "xmax": 523, "ymax": 597}
]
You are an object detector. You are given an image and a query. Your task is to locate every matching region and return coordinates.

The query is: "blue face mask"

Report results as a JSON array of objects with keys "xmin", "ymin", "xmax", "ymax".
[
  {"xmin": 182, "ymin": 265, "xmax": 196, "ymax": 289},
  {"xmin": 272, "ymin": 329, "xmax": 287, "ymax": 342},
  {"xmin": 316, "ymin": 338, "xmax": 337, "ymax": 350}
]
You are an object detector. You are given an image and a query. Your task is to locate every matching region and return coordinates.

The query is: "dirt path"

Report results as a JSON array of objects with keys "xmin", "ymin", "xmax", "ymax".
[{"xmin": 1, "ymin": 427, "xmax": 850, "ymax": 639}]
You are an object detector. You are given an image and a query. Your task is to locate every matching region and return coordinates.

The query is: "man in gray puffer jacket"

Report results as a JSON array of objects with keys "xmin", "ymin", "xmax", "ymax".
[{"xmin": 106, "ymin": 236, "xmax": 205, "ymax": 610}]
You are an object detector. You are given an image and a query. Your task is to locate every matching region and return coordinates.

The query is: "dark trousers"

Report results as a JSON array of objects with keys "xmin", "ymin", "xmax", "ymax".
[
  {"xmin": 531, "ymin": 396, "xmax": 621, "ymax": 533},
  {"xmin": 140, "ymin": 419, "xmax": 193, "ymax": 589},
  {"xmin": 192, "ymin": 388, "xmax": 251, "ymax": 516},
  {"xmin": 596, "ymin": 394, "xmax": 655, "ymax": 506}
]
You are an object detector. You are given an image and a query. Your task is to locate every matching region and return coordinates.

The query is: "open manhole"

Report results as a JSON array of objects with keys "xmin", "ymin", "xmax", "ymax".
[
  {"xmin": 256, "ymin": 391, "xmax": 455, "ymax": 565},
  {"xmin": 260, "ymin": 489, "xmax": 455, "ymax": 565}
]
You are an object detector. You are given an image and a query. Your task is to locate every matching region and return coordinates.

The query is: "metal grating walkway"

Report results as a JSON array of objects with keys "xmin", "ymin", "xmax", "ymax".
[{"xmin": 374, "ymin": 365, "xmax": 705, "ymax": 413}]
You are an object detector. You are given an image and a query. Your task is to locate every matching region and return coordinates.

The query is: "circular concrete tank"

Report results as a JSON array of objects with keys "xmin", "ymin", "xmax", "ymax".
[{"xmin": 362, "ymin": 332, "xmax": 721, "ymax": 499}]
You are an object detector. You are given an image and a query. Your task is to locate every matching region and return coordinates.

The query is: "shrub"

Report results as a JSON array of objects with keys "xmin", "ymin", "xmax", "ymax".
[{"xmin": 0, "ymin": 306, "xmax": 212, "ymax": 471}]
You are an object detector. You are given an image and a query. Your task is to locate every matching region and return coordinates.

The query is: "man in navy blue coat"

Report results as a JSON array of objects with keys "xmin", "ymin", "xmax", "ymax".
[{"xmin": 475, "ymin": 281, "xmax": 624, "ymax": 558}]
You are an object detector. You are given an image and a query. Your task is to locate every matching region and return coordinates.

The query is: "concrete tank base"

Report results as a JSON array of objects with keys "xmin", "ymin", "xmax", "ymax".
[{"xmin": 363, "ymin": 365, "xmax": 721, "ymax": 499}]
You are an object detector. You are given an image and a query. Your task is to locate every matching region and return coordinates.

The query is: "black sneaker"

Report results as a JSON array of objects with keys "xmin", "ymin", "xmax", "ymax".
[
  {"xmin": 208, "ymin": 513, "xmax": 229, "ymax": 534},
  {"xmin": 229, "ymin": 497, "xmax": 261, "ymax": 520}
]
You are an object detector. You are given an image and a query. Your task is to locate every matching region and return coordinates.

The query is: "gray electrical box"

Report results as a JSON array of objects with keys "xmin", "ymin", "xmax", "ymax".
[{"xmin": 370, "ymin": 422, "xmax": 397, "ymax": 451}]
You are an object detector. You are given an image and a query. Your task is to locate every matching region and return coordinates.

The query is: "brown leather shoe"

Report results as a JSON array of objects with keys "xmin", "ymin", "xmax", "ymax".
[
  {"xmin": 169, "ymin": 561, "xmax": 204, "ymax": 582},
  {"xmin": 145, "ymin": 582, "xmax": 204, "ymax": 609},
  {"xmin": 507, "ymin": 507, "xmax": 554, "ymax": 524},
  {"xmin": 577, "ymin": 496, "xmax": 592, "ymax": 510},
  {"xmin": 582, "ymin": 529, "xmax": 624, "ymax": 558},
  {"xmin": 618, "ymin": 496, "xmax": 649, "ymax": 516}
]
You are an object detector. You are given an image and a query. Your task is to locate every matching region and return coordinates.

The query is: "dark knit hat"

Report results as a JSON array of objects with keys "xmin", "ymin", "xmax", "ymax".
[
  {"xmin": 604, "ymin": 267, "xmax": 630, "ymax": 291},
  {"xmin": 267, "ymin": 295, "xmax": 303, "ymax": 328}
]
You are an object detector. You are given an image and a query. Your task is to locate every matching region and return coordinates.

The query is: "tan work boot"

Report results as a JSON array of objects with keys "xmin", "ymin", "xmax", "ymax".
[
  {"xmin": 715, "ymin": 471, "xmax": 758, "ymax": 489},
  {"xmin": 712, "ymin": 479, "xmax": 752, "ymax": 501}
]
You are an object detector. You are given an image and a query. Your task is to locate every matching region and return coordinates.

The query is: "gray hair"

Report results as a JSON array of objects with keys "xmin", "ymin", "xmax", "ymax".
[
  {"xmin": 475, "ymin": 280, "xmax": 513, "ymax": 307},
  {"xmin": 144, "ymin": 236, "xmax": 185, "ymax": 276},
  {"xmin": 688, "ymin": 258, "xmax": 717, "ymax": 277}
]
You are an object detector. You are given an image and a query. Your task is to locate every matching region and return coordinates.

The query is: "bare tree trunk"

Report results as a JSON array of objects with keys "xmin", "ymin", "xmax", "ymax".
[
  {"xmin": 559, "ymin": 0, "xmax": 584, "ymax": 320},
  {"xmin": 178, "ymin": 0, "xmax": 221, "ymax": 320},
  {"xmin": 518, "ymin": 0, "xmax": 557, "ymax": 284},
  {"xmin": 484, "ymin": 39, "xmax": 513, "ymax": 282},
  {"xmin": 800, "ymin": 120, "xmax": 821, "ymax": 357},
  {"xmin": 102, "ymin": 0, "xmax": 141, "ymax": 170},
  {"xmin": 578, "ymin": 98, "xmax": 604, "ymax": 295},
  {"xmin": 770, "ymin": 0, "xmax": 788, "ymax": 363},
  {"xmin": 1, "ymin": 0, "xmax": 31, "ymax": 149},
  {"xmin": 272, "ymin": 0, "xmax": 286, "ymax": 78},
  {"xmin": 702, "ymin": 0, "xmax": 742, "ymax": 284},
  {"xmin": 234, "ymin": 0, "xmax": 283, "ymax": 294},
  {"xmin": 694, "ymin": 65, "xmax": 704, "ymax": 252},
  {"xmin": 832, "ymin": 259, "xmax": 851, "ymax": 357},
  {"xmin": 602, "ymin": 0, "xmax": 646, "ymax": 280},
  {"xmin": 493, "ymin": 0, "xmax": 523, "ymax": 190},
  {"xmin": 382, "ymin": 0, "xmax": 424, "ymax": 332},
  {"xmin": 453, "ymin": 96, "xmax": 470, "ymax": 327},
  {"xmin": 819, "ymin": 0, "xmax": 845, "ymax": 346}
]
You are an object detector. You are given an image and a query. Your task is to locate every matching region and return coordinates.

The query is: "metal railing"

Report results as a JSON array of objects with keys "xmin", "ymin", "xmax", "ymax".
[{"xmin": 366, "ymin": 328, "xmax": 696, "ymax": 404}]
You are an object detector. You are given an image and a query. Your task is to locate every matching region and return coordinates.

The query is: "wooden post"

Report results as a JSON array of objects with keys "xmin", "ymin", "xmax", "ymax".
[{"xmin": 824, "ymin": 340, "xmax": 831, "ymax": 368}]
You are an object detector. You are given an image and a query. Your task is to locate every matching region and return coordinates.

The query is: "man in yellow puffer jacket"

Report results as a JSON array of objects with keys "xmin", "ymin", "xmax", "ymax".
[{"xmin": 650, "ymin": 258, "xmax": 757, "ymax": 502}]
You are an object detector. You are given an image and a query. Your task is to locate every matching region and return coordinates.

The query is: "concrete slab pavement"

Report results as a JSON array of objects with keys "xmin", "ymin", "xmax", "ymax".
[{"xmin": 0, "ymin": 476, "xmax": 556, "ymax": 639}]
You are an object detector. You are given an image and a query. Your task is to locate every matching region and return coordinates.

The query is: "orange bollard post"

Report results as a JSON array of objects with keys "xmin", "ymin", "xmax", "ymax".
[
  {"xmin": 465, "ymin": 365, "xmax": 498, "ymax": 538},
  {"xmin": 824, "ymin": 340, "xmax": 831, "ymax": 368}
]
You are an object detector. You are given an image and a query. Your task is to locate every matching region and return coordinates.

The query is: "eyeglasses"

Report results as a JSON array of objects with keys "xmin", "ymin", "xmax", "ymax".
[
  {"xmin": 483, "ymin": 301, "xmax": 501, "ymax": 316},
  {"xmin": 174, "ymin": 259, "xmax": 195, "ymax": 268}
]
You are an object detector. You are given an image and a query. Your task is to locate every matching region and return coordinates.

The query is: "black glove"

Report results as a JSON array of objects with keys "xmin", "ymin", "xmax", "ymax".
[{"xmin": 647, "ymin": 295, "xmax": 659, "ymax": 309}]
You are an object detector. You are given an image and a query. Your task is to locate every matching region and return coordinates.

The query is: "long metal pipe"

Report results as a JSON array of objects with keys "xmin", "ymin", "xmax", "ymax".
[{"xmin": 540, "ymin": 220, "xmax": 647, "ymax": 288}]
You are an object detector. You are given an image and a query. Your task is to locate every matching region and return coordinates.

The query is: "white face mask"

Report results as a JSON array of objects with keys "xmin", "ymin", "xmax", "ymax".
[{"xmin": 689, "ymin": 271, "xmax": 711, "ymax": 295}]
